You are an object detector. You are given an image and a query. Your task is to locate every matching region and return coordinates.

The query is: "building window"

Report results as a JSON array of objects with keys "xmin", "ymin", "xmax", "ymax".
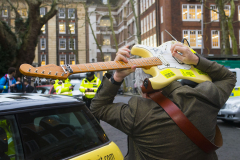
[
  {"xmin": 103, "ymin": 36, "xmax": 110, "ymax": 45},
  {"xmin": 144, "ymin": 17, "xmax": 146, "ymax": 33},
  {"xmin": 40, "ymin": 8, "xmax": 45, "ymax": 17},
  {"xmin": 68, "ymin": 8, "xmax": 75, "ymax": 19},
  {"xmin": 224, "ymin": 5, "xmax": 231, "ymax": 17},
  {"xmin": 150, "ymin": 12, "xmax": 152, "ymax": 30},
  {"xmin": 153, "ymin": 10, "xmax": 156, "ymax": 27},
  {"xmin": 140, "ymin": 0, "xmax": 143, "ymax": 14},
  {"xmin": 211, "ymin": 30, "xmax": 220, "ymax": 48},
  {"xmin": 141, "ymin": 20, "xmax": 143, "ymax": 35},
  {"xmin": 146, "ymin": 0, "xmax": 148, "ymax": 9},
  {"xmin": 153, "ymin": 34, "xmax": 156, "ymax": 47},
  {"xmin": 150, "ymin": 35, "xmax": 153, "ymax": 47},
  {"xmin": 59, "ymin": 54, "xmax": 66, "ymax": 65},
  {"xmin": 147, "ymin": 37, "xmax": 150, "ymax": 46},
  {"xmin": 149, "ymin": 0, "xmax": 152, "ymax": 7},
  {"xmin": 59, "ymin": 8, "xmax": 65, "ymax": 18},
  {"xmin": 128, "ymin": 25, "xmax": 131, "ymax": 37},
  {"xmin": 239, "ymin": 6, "xmax": 240, "ymax": 21},
  {"xmin": 161, "ymin": 6, "xmax": 163, "ymax": 23},
  {"xmin": 104, "ymin": 53, "xmax": 111, "ymax": 62},
  {"xmin": 161, "ymin": 31, "xmax": 164, "ymax": 43},
  {"xmin": 59, "ymin": 38, "xmax": 66, "ymax": 50},
  {"xmin": 182, "ymin": 4, "xmax": 202, "ymax": 21},
  {"xmin": 132, "ymin": 21, "xmax": 135, "ymax": 36},
  {"xmin": 102, "ymin": 0, "xmax": 107, "ymax": 4},
  {"xmin": 41, "ymin": 54, "xmax": 46, "ymax": 66},
  {"xmin": 100, "ymin": 16, "xmax": 111, "ymax": 26},
  {"xmin": 69, "ymin": 38, "xmax": 75, "ymax": 50},
  {"xmin": 18, "ymin": 9, "xmax": 27, "ymax": 17},
  {"xmin": 2, "ymin": 7, "xmax": 8, "ymax": 17},
  {"xmin": 183, "ymin": 30, "xmax": 202, "ymax": 48},
  {"xmin": 59, "ymin": 22, "xmax": 66, "ymax": 34},
  {"xmin": 146, "ymin": 16, "xmax": 149, "ymax": 32},
  {"xmin": 143, "ymin": 0, "xmax": 145, "ymax": 13},
  {"xmin": 41, "ymin": 25, "xmax": 46, "ymax": 34},
  {"xmin": 210, "ymin": 5, "xmax": 219, "ymax": 21},
  {"xmin": 40, "ymin": 38, "xmax": 46, "ymax": 50},
  {"xmin": 119, "ymin": 11, "xmax": 122, "ymax": 23},
  {"xmin": 69, "ymin": 54, "xmax": 75, "ymax": 65},
  {"xmin": 69, "ymin": 23, "xmax": 75, "ymax": 34}
]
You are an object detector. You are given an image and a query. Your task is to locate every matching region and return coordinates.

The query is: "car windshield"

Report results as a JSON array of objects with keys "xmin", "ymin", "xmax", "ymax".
[
  {"xmin": 17, "ymin": 104, "xmax": 109, "ymax": 160},
  {"xmin": 36, "ymin": 87, "xmax": 51, "ymax": 94}
]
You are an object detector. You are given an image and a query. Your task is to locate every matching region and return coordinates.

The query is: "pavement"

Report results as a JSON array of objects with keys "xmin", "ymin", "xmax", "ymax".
[{"xmin": 123, "ymin": 92, "xmax": 140, "ymax": 96}]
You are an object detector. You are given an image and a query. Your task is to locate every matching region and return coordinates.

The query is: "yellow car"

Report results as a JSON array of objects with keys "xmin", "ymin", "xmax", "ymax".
[{"xmin": 0, "ymin": 93, "xmax": 123, "ymax": 160}]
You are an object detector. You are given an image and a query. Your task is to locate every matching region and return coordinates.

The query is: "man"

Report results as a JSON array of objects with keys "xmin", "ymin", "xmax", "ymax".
[
  {"xmin": 55, "ymin": 80, "xmax": 73, "ymax": 96},
  {"xmin": 24, "ymin": 80, "xmax": 34, "ymax": 93},
  {"xmin": 0, "ymin": 67, "xmax": 21, "ymax": 93},
  {"xmin": 90, "ymin": 44, "xmax": 236, "ymax": 160},
  {"xmin": 79, "ymin": 72, "xmax": 101, "ymax": 109}
]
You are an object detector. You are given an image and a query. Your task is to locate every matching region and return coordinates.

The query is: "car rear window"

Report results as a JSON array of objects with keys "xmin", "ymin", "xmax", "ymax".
[{"xmin": 17, "ymin": 105, "xmax": 109, "ymax": 160}]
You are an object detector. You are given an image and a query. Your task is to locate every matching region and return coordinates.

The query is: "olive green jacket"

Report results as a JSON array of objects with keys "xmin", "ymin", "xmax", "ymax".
[{"xmin": 91, "ymin": 55, "xmax": 236, "ymax": 160}]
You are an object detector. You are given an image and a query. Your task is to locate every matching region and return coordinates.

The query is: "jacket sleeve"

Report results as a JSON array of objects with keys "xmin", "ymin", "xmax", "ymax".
[
  {"xmin": 0, "ymin": 77, "xmax": 8, "ymax": 90},
  {"xmin": 191, "ymin": 55, "xmax": 236, "ymax": 108},
  {"xmin": 79, "ymin": 79, "xmax": 86, "ymax": 93},
  {"xmin": 90, "ymin": 73, "xmax": 136, "ymax": 136}
]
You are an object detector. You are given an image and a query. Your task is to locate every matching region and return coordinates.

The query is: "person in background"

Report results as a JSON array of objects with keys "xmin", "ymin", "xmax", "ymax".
[
  {"xmin": 79, "ymin": 72, "xmax": 101, "ymax": 109},
  {"xmin": 0, "ymin": 67, "xmax": 21, "ymax": 93},
  {"xmin": 55, "ymin": 80, "xmax": 73, "ymax": 96},
  {"xmin": 15, "ymin": 77, "xmax": 23, "ymax": 93},
  {"xmin": 24, "ymin": 80, "xmax": 34, "ymax": 93}
]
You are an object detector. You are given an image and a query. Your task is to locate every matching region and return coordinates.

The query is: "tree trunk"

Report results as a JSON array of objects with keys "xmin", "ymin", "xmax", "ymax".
[
  {"xmin": 228, "ymin": 0, "xmax": 238, "ymax": 55},
  {"xmin": 130, "ymin": 0, "xmax": 141, "ymax": 44},
  {"xmin": 216, "ymin": 0, "xmax": 231, "ymax": 55}
]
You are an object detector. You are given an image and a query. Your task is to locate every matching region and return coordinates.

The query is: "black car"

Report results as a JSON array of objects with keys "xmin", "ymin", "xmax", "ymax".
[{"xmin": 0, "ymin": 93, "xmax": 123, "ymax": 160}]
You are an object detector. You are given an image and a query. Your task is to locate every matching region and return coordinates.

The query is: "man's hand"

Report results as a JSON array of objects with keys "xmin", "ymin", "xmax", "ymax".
[
  {"xmin": 69, "ymin": 86, "xmax": 74, "ymax": 90},
  {"xmin": 113, "ymin": 46, "xmax": 137, "ymax": 82},
  {"xmin": 86, "ymin": 88, "xmax": 94, "ymax": 92},
  {"xmin": 170, "ymin": 43, "xmax": 199, "ymax": 65},
  {"xmin": 10, "ymin": 84, "xmax": 16, "ymax": 87}
]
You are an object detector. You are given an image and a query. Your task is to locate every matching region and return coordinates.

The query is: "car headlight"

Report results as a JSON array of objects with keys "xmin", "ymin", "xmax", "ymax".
[{"xmin": 225, "ymin": 104, "xmax": 240, "ymax": 110}]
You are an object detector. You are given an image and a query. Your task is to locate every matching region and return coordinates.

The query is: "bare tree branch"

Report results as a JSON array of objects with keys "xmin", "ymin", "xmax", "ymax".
[{"xmin": 40, "ymin": 0, "xmax": 58, "ymax": 25}]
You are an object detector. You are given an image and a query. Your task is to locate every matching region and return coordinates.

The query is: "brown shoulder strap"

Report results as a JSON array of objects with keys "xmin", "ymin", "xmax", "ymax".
[{"xmin": 147, "ymin": 91, "xmax": 223, "ymax": 153}]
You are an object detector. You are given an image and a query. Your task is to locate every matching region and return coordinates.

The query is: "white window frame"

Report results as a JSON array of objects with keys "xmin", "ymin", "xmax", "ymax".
[
  {"xmin": 149, "ymin": 0, "xmax": 152, "ymax": 7},
  {"xmin": 69, "ymin": 38, "xmax": 75, "ymax": 50},
  {"xmin": 69, "ymin": 23, "xmax": 75, "ymax": 34},
  {"xmin": 40, "ymin": 8, "xmax": 45, "ymax": 17},
  {"xmin": 147, "ymin": 37, "xmax": 150, "ymax": 46},
  {"xmin": 144, "ymin": 17, "xmax": 146, "ymax": 33},
  {"xmin": 161, "ymin": 6, "xmax": 163, "ymax": 23},
  {"xmin": 2, "ymin": 7, "xmax": 8, "ymax": 17},
  {"xmin": 140, "ymin": 0, "xmax": 143, "ymax": 14},
  {"xmin": 182, "ymin": 4, "xmax": 202, "ymax": 21},
  {"xmin": 69, "ymin": 54, "xmax": 76, "ymax": 64},
  {"xmin": 59, "ymin": 8, "xmax": 65, "ymax": 18},
  {"xmin": 210, "ymin": 5, "xmax": 219, "ymax": 22},
  {"xmin": 183, "ymin": 30, "xmax": 202, "ymax": 48},
  {"xmin": 59, "ymin": 38, "xmax": 66, "ymax": 50},
  {"xmin": 161, "ymin": 31, "xmax": 164, "ymax": 43},
  {"xmin": 150, "ymin": 35, "xmax": 153, "ymax": 47},
  {"xmin": 153, "ymin": 34, "xmax": 156, "ymax": 47},
  {"xmin": 153, "ymin": 10, "xmax": 156, "ymax": 27},
  {"xmin": 59, "ymin": 22, "xmax": 66, "ymax": 34},
  {"xmin": 143, "ymin": 0, "xmax": 145, "ymax": 12},
  {"xmin": 68, "ymin": 8, "xmax": 75, "ymax": 19},
  {"xmin": 150, "ymin": 12, "xmax": 152, "ymax": 30},
  {"xmin": 40, "ymin": 38, "xmax": 46, "ymax": 50},
  {"xmin": 59, "ymin": 54, "xmax": 66, "ymax": 65},
  {"xmin": 211, "ymin": 30, "xmax": 220, "ymax": 48},
  {"xmin": 41, "ymin": 54, "xmax": 46, "ymax": 66},
  {"xmin": 146, "ymin": 16, "xmax": 149, "ymax": 32},
  {"xmin": 146, "ymin": 0, "xmax": 148, "ymax": 10}
]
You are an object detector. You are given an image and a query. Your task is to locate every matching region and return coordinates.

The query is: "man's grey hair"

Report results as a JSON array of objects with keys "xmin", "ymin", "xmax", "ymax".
[{"xmin": 134, "ymin": 68, "xmax": 152, "ymax": 95}]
